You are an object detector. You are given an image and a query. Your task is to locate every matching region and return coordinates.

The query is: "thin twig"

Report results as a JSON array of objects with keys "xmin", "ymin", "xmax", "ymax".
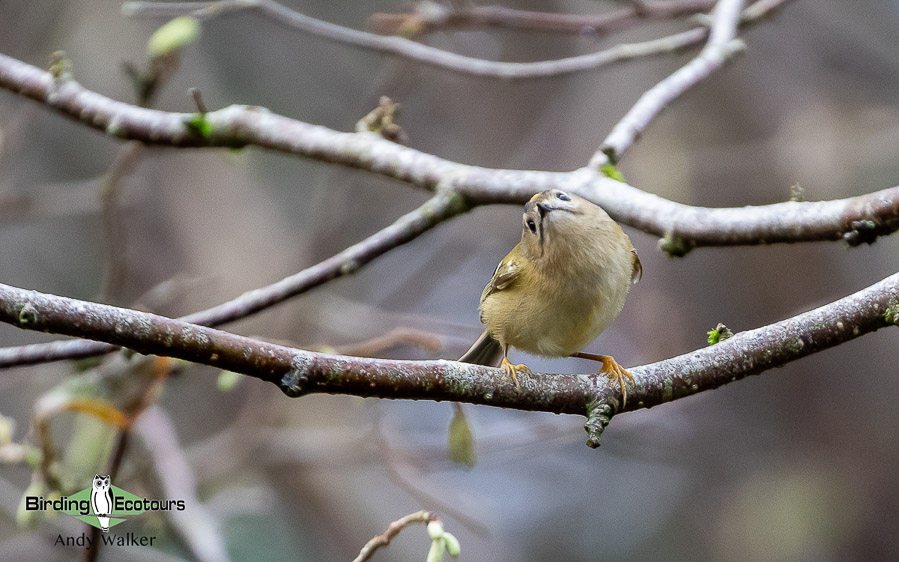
[
  {"xmin": 120, "ymin": 0, "xmax": 781, "ymax": 79},
  {"xmin": 327, "ymin": 327, "xmax": 443, "ymax": 358},
  {"xmin": 352, "ymin": 510, "xmax": 431, "ymax": 562},
  {"xmin": 0, "ymin": 275, "xmax": 896, "ymax": 446},
  {"xmin": 100, "ymin": 52, "xmax": 179, "ymax": 303},
  {"xmin": 0, "ymin": 191, "xmax": 468, "ymax": 368},
  {"xmin": 98, "ymin": 142, "xmax": 145, "ymax": 303},
  {"xmin": 371, "ymin": 411, "xmax": 490, "ymax": 537},
  {"xmin": 593, "ymin": 0, "xmax": 748, "ymax": 165},
  {"xmin": 136, "ymin": 406, "xmax": 230, "ymax": 562},
  {"xmin": 369, "ymin": 0, "xmax": 717, "ymax": 36}
]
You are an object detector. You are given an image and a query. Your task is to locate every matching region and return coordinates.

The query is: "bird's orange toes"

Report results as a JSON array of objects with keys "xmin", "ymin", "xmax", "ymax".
[
  {"xmin": 500, "ymin": 357, "xmax": 530, "ymax": 391},
  {"xmin": 595, "ymin": 355, "xmax": 634, "ymax": 408}
]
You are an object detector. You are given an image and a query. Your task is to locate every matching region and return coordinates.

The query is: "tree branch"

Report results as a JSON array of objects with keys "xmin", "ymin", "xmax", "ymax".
[
  {"xmin": 120, "ymin": 0, "xmax": 782, "ymax": 79},
  {"xmin": 368, "ymin": 0, "xmax": 717, "ymax": 37},
  {"xmin": 0, "ymin": 190, "xmax": 468, "ymax": 368},
  {"xmin": 1, "ymin": 275, "xmax": 896, "ymax": 446},
  {"xmin": 2, "ymin": 50, "xmax": 896, "ymax": 255},
  {"xmin": 352, "ymin": 510, "xmax": 431, "ymax": 562},
  {"xmin": 593, "ymin": 0, "xmax": 748, "ymax": 165}
]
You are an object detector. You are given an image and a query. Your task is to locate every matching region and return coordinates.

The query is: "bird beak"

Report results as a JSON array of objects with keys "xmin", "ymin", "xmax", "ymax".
[{"xmin": 536, "ymin": 202, "xmax": 552, "ymax": 218}]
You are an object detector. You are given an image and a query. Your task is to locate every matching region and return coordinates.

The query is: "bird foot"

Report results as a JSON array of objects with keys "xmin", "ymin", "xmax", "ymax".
[
  {"xmin": 573, "ymin": 352, "xmax": 634, "ymax": 408},
  {"xmin": 596, "ymin": 355, "xmax": 634, "ymax": 408},
  {"xmin": 500, "ymin": 357, "xmax": 530, "ymax": 391}
]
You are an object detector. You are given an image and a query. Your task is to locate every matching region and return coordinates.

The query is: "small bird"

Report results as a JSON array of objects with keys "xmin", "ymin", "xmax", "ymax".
[{"xmin": 459, "ymin": 189, "xmax": 641, "ymax": 405}]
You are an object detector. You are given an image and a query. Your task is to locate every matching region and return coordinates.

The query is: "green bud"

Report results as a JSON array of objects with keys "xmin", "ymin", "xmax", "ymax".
[
  {"xmin": 443, "ymin": 532, "xmax": 461, "ymax": 557},
  {"xmin": 427, "ymin": 519, "xmax": 444, "ymax": 540},
  {"xmin": 448, "ymin": 405, "xmax": 477, "ymax": 468},
  {"xmin": 707, "ymin": 323, "xmax": 734, "ymax": 345},
  {"xmin": 147, "ymin": 17, "xmax": 200, "ymax": 59},
  {"xmin": 599, "ymin": 162, "xmax": 625, "ymax": 182},
  {"xmin": 426, "ymin": 537, "xmax": 445, "ymax": 562},
  {"xmin": 217, "ymin": 370, "xmax": 242, "ymax": 392},
  {"xmin": 186, "ymin": 113, "xmax": 213, "ymax": 138}
]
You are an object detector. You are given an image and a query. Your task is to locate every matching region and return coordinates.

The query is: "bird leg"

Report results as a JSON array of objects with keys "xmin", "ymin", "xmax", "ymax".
[
  {"xmin": 500, "ymin": 344, "xmax": 529, "ymax": 391},
  {"xmin": 572, "ymin": 352, "xmax": 634, "ymax": 408}
]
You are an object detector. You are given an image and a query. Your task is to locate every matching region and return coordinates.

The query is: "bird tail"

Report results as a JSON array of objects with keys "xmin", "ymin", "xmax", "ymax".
[{"xmin": 458, "ymin": 330, "xmax": 503, "ymax": 367}]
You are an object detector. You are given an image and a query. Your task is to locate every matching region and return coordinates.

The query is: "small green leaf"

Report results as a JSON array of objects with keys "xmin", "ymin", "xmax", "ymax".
[
  {"xmin": 707, "ymin": 323, "xmax": 734, "ymax": 345},
  {"xmin": 448, "ymin": 404, "xmax": 477, "ymax": 468},
  {"xmin": 185, "ymin": 113, "xmax": 213, "ymax": 138},
  {"xmin": 217, "ymin": 370, "xmax": 242, "ymax": 392},
  {"xmin": 599, "ymin": 162, "xmax": 625, "ymax": 182},
  {"xmin": 147, "ymin": 16, "xmax": 200, "ymax": 59}
]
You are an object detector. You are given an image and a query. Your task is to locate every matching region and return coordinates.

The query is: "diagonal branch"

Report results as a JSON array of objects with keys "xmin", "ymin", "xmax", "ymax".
[
  {"xmin": 0, "ymin": 275, "xmax": 896, "ymax": 446},
  {"xmin": 593, "ymin": 0, "xmax": 748, "ymax": 165},
  {"xmin": 0, "ymin": 191, "xmax": 468, "ymax": 368},
  {"xmin": 353, "ymin": 510, "xmax": 432, "ymax": 562},
  {"xmin": 120, "ymin": 0, "xmax": 784, "ymax": 79}
]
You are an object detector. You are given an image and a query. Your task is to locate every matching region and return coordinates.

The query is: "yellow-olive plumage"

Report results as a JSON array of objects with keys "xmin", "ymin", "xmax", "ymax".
[{"xmin": 460, "ymin": 189, "xmax": 641, "ymax": 403}]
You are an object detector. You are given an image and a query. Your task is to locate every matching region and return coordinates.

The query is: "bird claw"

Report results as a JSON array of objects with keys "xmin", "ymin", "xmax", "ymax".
[
  {"xmin": 595, "ymin": 356, "xmax": 634, "ymax": 408},
  {"xmin": 500, "ymin": 357, "xmax": 530, "ymax": 391}
]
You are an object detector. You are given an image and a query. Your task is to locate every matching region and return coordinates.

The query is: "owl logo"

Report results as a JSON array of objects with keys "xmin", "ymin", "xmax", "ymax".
[{"xmin": 90, "ymin": 474, "xmax": 113, "ymax": 532}]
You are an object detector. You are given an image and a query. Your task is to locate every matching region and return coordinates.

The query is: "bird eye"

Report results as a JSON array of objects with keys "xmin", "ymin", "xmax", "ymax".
[
  {"xmin": 526, "ymin": 219, "xmax": 537, "ymax": 233},
  {"xmin": 556, "ymin": 192, "xmax": 571, "ymax": 201}
]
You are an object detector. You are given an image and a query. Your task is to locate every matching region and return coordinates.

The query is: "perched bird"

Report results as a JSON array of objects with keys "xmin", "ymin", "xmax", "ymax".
[{"xmin": 459, "ymin": 189, "xmax": 641, "ymax": 404}]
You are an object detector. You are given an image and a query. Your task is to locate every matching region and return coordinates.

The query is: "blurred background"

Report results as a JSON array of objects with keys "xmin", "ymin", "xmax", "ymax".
[{"xmin": 1, "ymin": 0, "xmax": 898, "ymax": 560}]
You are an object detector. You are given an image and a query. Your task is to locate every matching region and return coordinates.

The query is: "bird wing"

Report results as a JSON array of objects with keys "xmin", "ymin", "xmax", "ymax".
[
  {"xmin": 480, "ymin": 256, "xmax": 521, "ymax": 306},
  {"xmin": 631, "ymin": 249, "xmax": 642, "ymax": 284}
]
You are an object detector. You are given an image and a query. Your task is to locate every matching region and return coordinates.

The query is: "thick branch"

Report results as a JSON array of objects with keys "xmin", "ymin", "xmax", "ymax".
[
  {"xmin": 2, "ymin": 51, "xmax": 897, "ymax": 254},
  {"xmin": 0, "ymin": 191, "xmax": 467, "ymax": 368},
  {"xmin": 1, "ymin": 276, "xmax": 896, "ymax": 446}
]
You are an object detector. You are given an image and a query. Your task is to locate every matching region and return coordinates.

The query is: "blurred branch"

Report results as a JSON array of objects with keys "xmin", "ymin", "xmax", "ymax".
[
  {"xmin": 99, "ymin": 52, "xmax": 180, "ymax": 304},
  {"xmin": 353, "ymin": 510, "xmax": 431, "ymax": 562},
  {"xmin": 0, "ymin": 191, "xmax": 467, "ymax": 368},
  {"xmin": 0, "ymin": 180, "xmax": 118, "ymax": 222},
  {"xmin": 594, "ymin": 0, "xmax": 749, "ymax": 165},
  {"xmin": 120, "ymin": 0, "xmax": 781, "ymax": 79},
  {"xmin": 98, "ymin": 142, "xmax": 145, "ymax": 304},
  {"xmin": 325, "ymin": 327, "xmax": 443, "ymax": 358},
  {"xmin": 135, "ymin": 406, "xmax": 229, "ymax": 562},
  {"xmin": 368, "ymin": 0, "xmax": 716, "ymax": 37},
  {"xmin": 1, "ymin": 274, "xmax": 896, "ymax": 446},
  {"xmin": 370, "ymin": 411, "xmax": 489, "ymax": 536}
]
